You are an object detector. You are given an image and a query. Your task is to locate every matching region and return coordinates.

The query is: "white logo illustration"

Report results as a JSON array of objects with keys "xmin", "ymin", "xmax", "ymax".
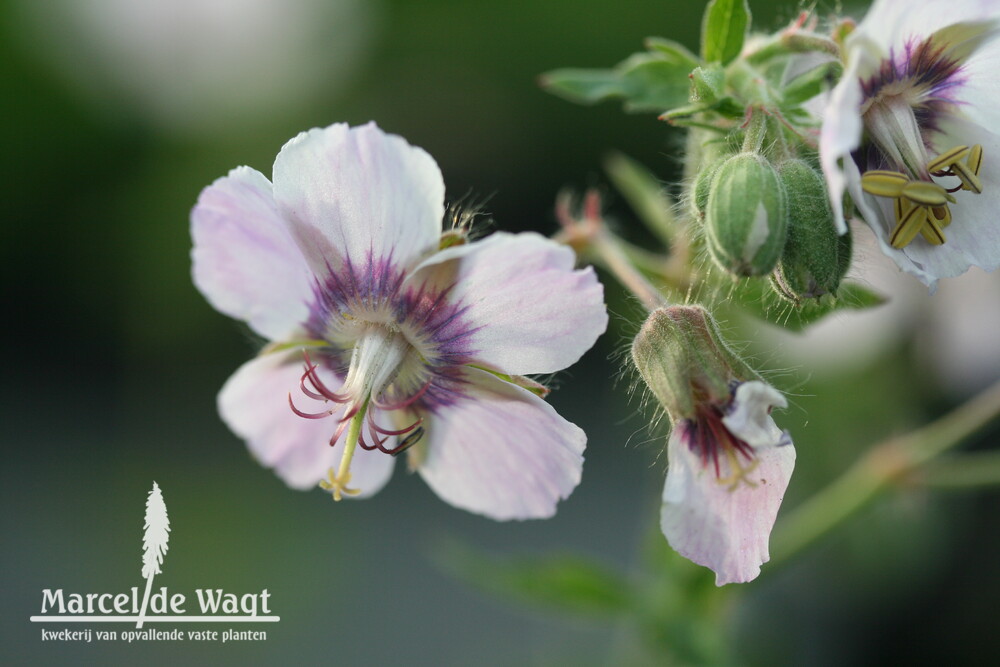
[{"xmin": 31, "ymin": 482, "xmax": 279, "ymax": 643}]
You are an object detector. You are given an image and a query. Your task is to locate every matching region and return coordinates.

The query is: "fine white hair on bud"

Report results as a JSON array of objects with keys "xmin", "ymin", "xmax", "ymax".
[{"xmin": 704, "ymin": 152, "xmax": 789, "ymax": 277}]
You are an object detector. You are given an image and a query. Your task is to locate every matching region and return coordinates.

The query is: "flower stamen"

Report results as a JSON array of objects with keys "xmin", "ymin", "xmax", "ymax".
[
  {"xmin": 861, "ymin": 144, "xmax": 985, "ymax": 248},
  {"xmin": 715, "ymin": 447, "xmax": 761, "ymax": 491}
]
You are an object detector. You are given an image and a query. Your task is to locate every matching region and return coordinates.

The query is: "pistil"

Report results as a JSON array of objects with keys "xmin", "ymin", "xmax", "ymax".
[{"xmin": 320, "ymin": 399, "xmax": 369, "ymax": 501}]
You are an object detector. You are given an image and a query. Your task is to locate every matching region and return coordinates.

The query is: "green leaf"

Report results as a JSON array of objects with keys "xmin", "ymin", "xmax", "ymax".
[
  {"xmin": 542, "ymin": 49, "xmax": 696, "ymax": 113},
  {"xmin": 836, "ymin": 282, "xmax": 887, "ymax": 310},
  {"xmin": 439, "ymin": 542, "xmax": 634, "ymax": 617},
  {"xmin": 644, "ymin": 36, "xmax": 700, "ymax": 65},
  {"xmin": 713, "ymin": 278, "xmax": 886, "ymax": 332},
  {"xmin": 540, "ymin": 68, "xmax": 625, "ymax": 105},
  {"xmin": 701, "ymin": 0, "xmax": 751, "ymax": 65},
  {"xmin": 782, "ymin": 60, "xmax": 843, "ymax": 107},
  {"xmin": 618, "ymin": 53, "xmax": 697, "ymax": 112}
]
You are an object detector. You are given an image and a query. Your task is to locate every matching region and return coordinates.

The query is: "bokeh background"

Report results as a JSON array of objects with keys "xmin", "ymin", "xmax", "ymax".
[{"xmin": 4, "ymin": 0, "xmax": 1000, "ymax": 664}]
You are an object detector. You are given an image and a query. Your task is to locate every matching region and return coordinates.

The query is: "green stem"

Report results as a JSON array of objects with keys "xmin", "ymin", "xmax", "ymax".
[
  {"xmin": 770, "ymin": 379, "xmax": 1000, "ymax": 565},
  {"xmin": 741, "ymin": 107, "xmax": 768, "ymax": 154},
  {"xmin": 919, "ymin": 450, "xmax": 1000, "ymax": 489},
  {"xmin": 589, "ymin": 228, "xmax": 669, "ymax": 313}
]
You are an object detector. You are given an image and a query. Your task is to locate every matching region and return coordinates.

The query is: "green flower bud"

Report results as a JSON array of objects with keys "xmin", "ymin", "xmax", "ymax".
[
  {"xmin": 631, "ymin": 305, "xmax": 756, "ymax": 420},
  {"xmin": 705, "ymin": 152, "xmax": 788, "ymax": 277},
  {"xmin": 771, "ymin": 159, "xmax": 851, "ymax": 302}
]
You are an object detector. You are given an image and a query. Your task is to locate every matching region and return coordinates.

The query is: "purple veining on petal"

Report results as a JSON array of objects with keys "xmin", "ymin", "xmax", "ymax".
[
  {"xmin": 678, "ymin": 404, "xmax": 756, "ymax": 480},
  {"xmin": 855, "ymin": 36, "xmax": 967, "ymax": 173},
  {"xmin": 301, "ymin": 251, "xmax": 483, "ymax": 414}
]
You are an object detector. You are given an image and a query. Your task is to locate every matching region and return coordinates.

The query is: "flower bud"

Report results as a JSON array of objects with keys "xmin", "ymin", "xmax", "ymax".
[
  {"xmin": 704, "ymin": 152, "xmax": 788, "ymax": 277},
  {"xmin": 631, "ymin": 305, "xmax": 755, "ymax": 420},
  {"xmin": 771, "ymin": 159, "xmax": 850, "ymax": 301}
]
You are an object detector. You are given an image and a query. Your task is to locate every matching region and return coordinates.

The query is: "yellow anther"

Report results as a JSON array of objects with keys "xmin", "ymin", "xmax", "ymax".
[
  {"xmin": 861, "ymin": 170, "xmax": 910, "ymax": 198},
  {"xmin": 927, "ymin": 145, "xmax": 970, "ymax": 172},
  {"xmin": 319, "ymin": 468, "xmax": 361, "ymax": 501},
  {"xmin": 902, "ymin": 180, "xmax": 953, "ymax": 206},
  {"xmin": 968, "ymin": 144, "xmax": 984, "ymax": 177},
  {"xmin": 950, "ymin": 159, "xmax": 983, "ymax": 194},
  {"xmin": 891, "ymin": 203, "xmax": 929, "ymax": 248},
  {"xmin": 930, "ymin": 205, "xmax": 951, "ymax": 228},
  {"xmin": 864, "ymin": 144, "xmax": 985, "ymax": 249},
  {"xmin": 920, "ymin": 215, "xmax": 946, "ymax": 245}
]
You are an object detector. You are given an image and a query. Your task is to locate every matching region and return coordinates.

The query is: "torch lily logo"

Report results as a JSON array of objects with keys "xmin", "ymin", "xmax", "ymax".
[
  {"xmin": 30, "ymin": 482, "xmax": 278, "ymax": 630},
  {"xmin": 138, "ymin": 482, "xmax": 170, "ymax": 629}
]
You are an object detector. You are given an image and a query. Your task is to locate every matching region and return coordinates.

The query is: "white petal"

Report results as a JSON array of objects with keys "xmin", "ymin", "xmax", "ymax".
[
  {"xmin": 722, "ymin": 381, "xmax": 789, "ymax": 450},
  {"xmin": 272, "ymin": 122, "xmax": 444, "ymax": 277},
  {"xmin": 218, "ymin": 351, "xmax": 394, "ymax": 496},
  {"xmin": 851, "ymin": 0, "xmax": 1000, "ymax": 52},
  {"xmin": 417, "ymin": 367, "xmax": 585, "ymax": 520},
  {"xmin": 406, "ymin": 232, "xmax": 607, "ymax": 375},
  {"xmin": 820, "ymin": 43, "xmax": 875, "ymax": 234},
  {"xmin": 852, "ymin": 116, "xmax": 1000, "ymax": 288},
  {"xmin": 191, "ymin": 166, "xmax": 314, "ymax": 340},
  {"xmin": 661, "ymin": 425, "xmax": 795, "ymax": 586}
]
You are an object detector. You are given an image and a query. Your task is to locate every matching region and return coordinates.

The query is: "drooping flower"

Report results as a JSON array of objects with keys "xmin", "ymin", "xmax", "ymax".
[
  {"xmin": 631, "ymin": 306, "xmax": 795, "ymax": 585},
  {"xmin": 820, "ymin": 0, "xmax": 1000, "ymax": 288},
  {"xmin": 191, "ymin": 122, "xmax": 607, "ymax": 520}
]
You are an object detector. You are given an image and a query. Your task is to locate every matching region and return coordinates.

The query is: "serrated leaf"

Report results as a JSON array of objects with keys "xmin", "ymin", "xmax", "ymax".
[
  {"xmin": 644, "ymin": 37, "xmax": 701, "ymax": 68},
  {"xmin": 701, "ymin": 0, "xmax": 751, "ymax": 65},
  {"xmin": 619, "ymin": 52, "xmax": 697, "ymax": 112},
  {"xmin": 542, "ymin": 50, "xmax": 695, "ymax": 113},
  {"xmin": 540, "ymin": 67, "xmax": 625, "ymax": 105},
  {"xmin": 440, "ymin": 543, "xmax": 634, "ymax": 617}
]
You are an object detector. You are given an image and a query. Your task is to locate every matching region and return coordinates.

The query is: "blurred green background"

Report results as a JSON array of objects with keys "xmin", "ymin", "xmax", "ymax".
[{"xmin": 4, "ymin": 0, "xmax": 999, "ymax": 664}]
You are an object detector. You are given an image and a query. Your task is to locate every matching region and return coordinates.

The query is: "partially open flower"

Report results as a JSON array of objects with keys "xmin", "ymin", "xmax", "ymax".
[
  {"xmin": 820, "ymin": 0, "xmax": 1000, "ymax": 288},
  {"xmin": 632, "ymin": 306, "xmax": 795, "ymax": 584},
  {"xmin": 191, "ymin": 122, "xmax": 608, "ymax": 520}
]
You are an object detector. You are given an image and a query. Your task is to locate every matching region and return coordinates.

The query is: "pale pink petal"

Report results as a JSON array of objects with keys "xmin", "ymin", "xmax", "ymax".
[
  {"xmin": 218, "ymin": 351, "xmax": 394, "ymax": 496},
  {"xmin": 191, "ymin": 166, "xmax": 315, "ymax": 340},
  {"xmin": 272, "ymin": 122, "xmax": 444, "ymax": 277},
  {"xmin": 406, "ymin": 232, "xmax": 607, "ymax": 375},
  {"xmin": 417, "ymin": 367, "xmax": 585, "ymax": 520},
  {"xmin": 661, "ymin": 423, "xmax": 795, "ymax": 586}
]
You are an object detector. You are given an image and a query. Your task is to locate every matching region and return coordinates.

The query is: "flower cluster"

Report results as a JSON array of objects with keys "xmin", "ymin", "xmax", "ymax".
[{"xmin": 188, "ymin": 0, "xmax": 1000, "ymax": 591}]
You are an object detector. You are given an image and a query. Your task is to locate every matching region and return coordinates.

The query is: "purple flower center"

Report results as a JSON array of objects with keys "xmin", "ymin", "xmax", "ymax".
[{"xmin": 301, "ymin": 251, "xmax": 481, "ymax": 417}]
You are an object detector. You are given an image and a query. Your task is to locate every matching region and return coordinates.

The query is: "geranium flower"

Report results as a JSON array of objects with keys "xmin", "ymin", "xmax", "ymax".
[
  {"xmin": 631, "ymin": 306, "xmax": 795, "ymax": 584},
  {"xmin": 191, "ymin": 122, "xmax": 607, "ymax": 520},
  {"xmin": 820, "ymin": 0, "xmax": 1000, "ymax": 288},
  {"xmin": 660, "ymin": 381, "xmax": 795, "ymax": 586}
]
